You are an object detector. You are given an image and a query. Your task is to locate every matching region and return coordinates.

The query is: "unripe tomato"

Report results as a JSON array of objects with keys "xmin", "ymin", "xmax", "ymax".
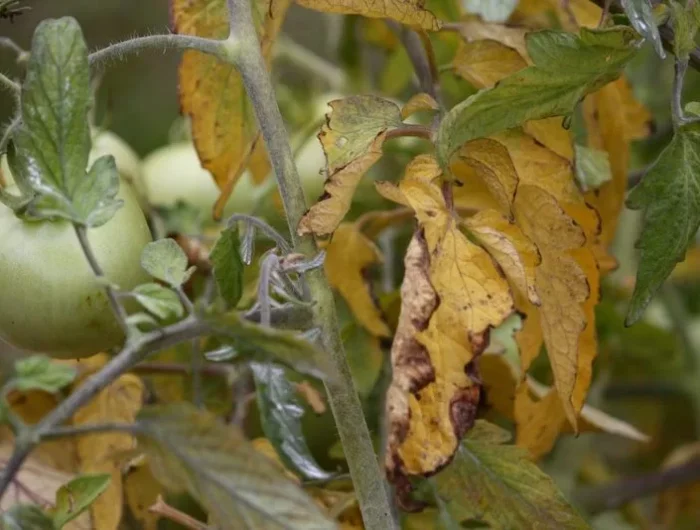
[{"xmin": 0, "ymin": 180, "xmax": 152, "ymax": 359}]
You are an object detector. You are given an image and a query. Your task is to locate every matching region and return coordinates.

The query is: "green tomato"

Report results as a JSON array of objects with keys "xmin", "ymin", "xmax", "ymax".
[{"xmin": 0, "ymin": 179, "xmax": 153, "ymax": 359}]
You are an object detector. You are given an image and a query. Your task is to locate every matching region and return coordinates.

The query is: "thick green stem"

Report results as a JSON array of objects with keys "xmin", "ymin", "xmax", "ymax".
[{"xmin": 226, "ymin": 1, "xmax": 397, "ymax": 527}]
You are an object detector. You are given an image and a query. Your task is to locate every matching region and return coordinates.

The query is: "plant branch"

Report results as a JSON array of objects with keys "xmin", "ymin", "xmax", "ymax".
[
  {"xmin": 385, "ymin": 124, "xmax": 433, "ymax": 141},
  {"xmin": 0, "ymin": 71, "xmax": 19, "ymax": 93},
  {"xmin": 149, "ymin": 495, "xmax": 210, "ymax": 530},
  {"xmin": 42, "ymin": 423, "xmax": 135, "ymax": 440},
  {"xmin": 672, "ymin": 57, "xmax": 691, "ymax": 128},
  {"xmin": 0, "ymin": 37, "xmax": 25, "ymax": 57},
  {"xmin": 88, "ymin": 34, "xmax": 224, "ymax": 68},
  {"xmin": 226, "ymin": 214, "xmax": 292, "ymax": 253},
  {"xmin": 275, "ymin": 35, "xmax": 348, "ymax": 91},
  {"xmin": 226, "ymin": 0, "xmax": 397, "ymax": 527},
  {"xmin": 74, "ymin": 225, "xmax": 129, "ymax": 336},
  {"xmin": 574, "ymin": 457, "xmax": 700, "ymax": 514},
  {"xmin": 387, "ymin": 21, "xmax": 440, "ymax": 105}
]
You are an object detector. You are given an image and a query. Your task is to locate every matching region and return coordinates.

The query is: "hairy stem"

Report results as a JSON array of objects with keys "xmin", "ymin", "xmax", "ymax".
[
  {"xmin": 227, "ymin": 0, "xmax": 397, "ymax": 527},
  {"xmin": 0, "ymin": 71, "xmax": 19, "ymax": 93},
  {"xmin": 672, "ymin": 57, "xmax": 690, "ymax": 128},
  {"xmin": 74, "ymin": 225, "xmax": 129, "ymax": 336},
  {"xmin": 88, "ymin": 34, "xmax": 224, "ymax": 67}
]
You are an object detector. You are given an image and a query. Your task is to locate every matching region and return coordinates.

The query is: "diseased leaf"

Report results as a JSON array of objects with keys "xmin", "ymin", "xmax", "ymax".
[
  {"xmin": 384, "ymin": 156, "xmax": 514, "ymax": 492},
  {"xmin": 251, "ymin": 363, "xmax": 331, "ymax": 480},
  {"xmin": 173, "ymin": 0, "xmax": 290, "ymax": 219},
  {"xmin": 325, "ymin": 223, "xmax": 390, "ymax": 337},
  {"xmin": 132, "ymin": 283, "xmax": 184, "ymax": 320},
  {"xmin": 11, "ymin": 355, "xmax": 76, "ymax": 393},
  {"xmin": 205, "ymin": 312, "xmax": 331, "ymax": 379},
  {"xmin": 71, "ymin": 366, "xmax": 144, "ymax": 530},
  {"xmin": 210, "ymin": 226, "xmax": 244, "ymax": 307},
  {"xmin": 298, "ymin": 95, "xmax": 403, "ymax": 236},
  {"xmin": 437, "ymin": 26, "xmax": 640, "ymax": 166},
  {"xmin": 135, "ymin": 403, "xmax": 335, "ymax": 530},
  {"xmin": 141, "ymin": 239, "xmax": 194, "ymax": 288},
  {"xmin": 429, "ymin": 420, "xmax": 589, "ymax": 529},
  {"xmin": 51, "ymin": 474, "xmax": 111, "ymax": 529},
  {"xmin": 401, "ymin": 93, "xmax": 439, "ymax": 119},
  {"xmin": 294, "ymin": 0, "xmax": 440, "ymax": 30},
  {"xmin": 626, "ymin": 121, "xmax": 700, "ymax": 325},
  {"xmin": 9, "ymin": 18, "xmax": 121, "ymax": 226}
]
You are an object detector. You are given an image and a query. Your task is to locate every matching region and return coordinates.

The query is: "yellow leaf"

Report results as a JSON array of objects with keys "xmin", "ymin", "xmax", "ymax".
[
  {"xmin": 453, "ymin": 39, "xmax": 528, "ymax": 89},
  {"xmin": 522, "ymin": 117, "xmax": 574, "ymax": 161},
  {"xmin": 657, "ymin": 442, "xmax": 700, "ymax": 528},
  {"xmin": 295, "ymin": 381, "xmax": 327, "ymax": 414},
  {"xmin": 386, "ymin": 156, "xmax": 514, "ymax": 485},
  {"xmin": 298, "ymin": 95, "xmax": 404, "ymax": 236},
  {"xmin": 464, "ymin": 209, "xmax": 541, "ymax": 305},
  {"xmin": 294, "ymin": 0, "xmax": 441, "ymax": 30},
  {"xmin": 325, "ymin": 223, "xmax": 390, "ymax": 337},
  {"xmin": 72, "ymin": 373, "xmax": 144, "ymax": 530},
  {"xmin": 124, "ymin": 459, "xmax": 163, "ymax": 530},
  {"xmin": 401, "ymin": 92, "xmax": 439, "ymax": 120},
  {"xmin": 450, "ymin": 17, "xmax": 530, "ymax": 58},
  {"xmin": 173, "ymin": 0, "xmax": 290, "ymax": 220}
]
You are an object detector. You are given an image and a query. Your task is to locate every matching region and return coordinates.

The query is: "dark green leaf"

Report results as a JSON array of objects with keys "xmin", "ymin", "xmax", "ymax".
[
  {"xmin": 573, "ymin": 144, "xmax": 612, "ymax": 192},
  {"xmin": 12, "ymin": 355, "xmax": 76, "ymax": 393},
  {"xmin": 205, "ymin": 312, "xmax": 331, "ymax": 379},
  {"xmin": 211, "ymin": 227, "xmax": 244, "ymax": 307},
  {"xmin": 51, "ymin": 474, "xmax": 111, "ymax": 529},
  {"xmin": 621, "ymin": 0, "xmax": 665, "ymax": 58},
  {"xmin": 251, "ymin": 363, "xmax": 331, "ymax": 481},
  {"xmin": 626, "ymin": 121, "xmax": 700, "ymax": 324},
  {"xmin": 0, "ymin": 505, "xmax": 54, "ymax": 530},
  {"xmin": 132, "ymin": 283, "xmax": 184, "ymax": 320},
  {"xmin": 436, "ymin": 26, "xmax": 640, "ymax": 166},
  {"xmin": 141, "ymin": 239, "xmax": 195, "ymax": 287},
  {"xmin": 135, "ymin": 403, "xmax": 335, "ymax": 530},
  {"xmin": 429, "ymin": 421, "xmax": 589, "ymax": 529},
  {"xmin": 10, "ymin": 17, "xmax": 121, "ymax": 226}
]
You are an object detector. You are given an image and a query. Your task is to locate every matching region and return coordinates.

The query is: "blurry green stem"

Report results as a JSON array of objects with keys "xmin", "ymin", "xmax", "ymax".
[
  {"xmin": 672, "ymin": 57, "xmax": 690, "ymax": 128},
  {"xmin": 227, "ymin": 0, "xmax": 397, "ymax": 527},
  {"xmin": 275, "ymin": 35, "xmax": 347, "ymax": 91},
  {"xmin": 0, "ymin": 71, "xmax": 18, "ymax": 93}
]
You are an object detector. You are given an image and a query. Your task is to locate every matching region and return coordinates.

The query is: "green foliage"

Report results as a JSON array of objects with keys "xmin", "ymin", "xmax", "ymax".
[
  {"xmin": 11, "ymin": 355, "xmax": 76, "ymax": 393},
  {"xmin": 135, "ymin": 403, "xmax": 335, "ymax": 530},
  {"xmin": 436, "ymin": 26, "xmax": 641, "ymax": 166},
  {"xmin": 626, "ymin": 121, "xmax": 700, "ymax": 324},
  {"xmin": 573, "ymin": 144, "xmax": 612, "ymax": 192},
  {"xmin": 140, "ymin": 238, "xmax": 195, "ymax": 288},
  {"xmin": 0, "ymin": 505, "xmax": 54, "ymax": 530},
  {"xmin": 50, "ymin": 474, "xmax": 111, "ymax": 529},
  {"xmin": 211, "ymin": 226, "xmax": 245, "ymax": 307},
  {"xmin": 7, "ymin": 18, "xmax": 122, "ymax": 227},
  {"xmin": 132, "ymin": 283, "xmax": 184, "ymax": 320},
  {"xmin": 621, "ymin": 0, "xmax": 665, "ymax": 58},
  {"xmin": 251, "ymin": 362, "xmax": 331, "ymax": 480}
]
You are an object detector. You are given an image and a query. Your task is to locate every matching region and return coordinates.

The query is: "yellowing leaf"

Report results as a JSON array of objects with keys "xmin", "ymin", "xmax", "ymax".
[
  {"xmin": 401, "ymin": 92, "xmax": 439, "ymax": 119},
  {"xmin": 294, "ymin": 0, "xmax": 441, "ymax": 30},
  {"xmin": 523, "ymin": 117, "xmax": 574, "ymax": 161},
  {"xmin": 325, "ymin": 223, "xmax": 390, "ymax": 337},
  {"xmin": 173, "ymin": 0, "xmax": 290, "ymax": 219},
  {"xmin": 124, "ymin": 459, "xmax": 163, "ymax": 530},
  {"xmin": 453, "ymin": 39, "xmax": 528, "ymax": 89},
  {"xmin": 72, "ymin": 373, "xmax": 144, "ymax": 530},
  {"xmin": 298, "ymin": 96, "xmax": 403, "ymax": 236},
  {"xmin": 451, "ymin": 17, "xmax": 530, "ymax": 59},
  {"xmin": 385, "ymin": 156, "xmax": 514, "ymax": 489},
  {"xmin": 657, "ymin": 442, "xmax": 700, "ymax": 528}
]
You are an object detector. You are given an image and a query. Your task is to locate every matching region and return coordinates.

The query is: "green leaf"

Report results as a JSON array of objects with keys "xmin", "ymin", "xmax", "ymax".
[
  {"xmin": 50, "ymin": 474, "xmax": 111, "ymax": 529},
  {"xmin": 141, "ymin": 239, "xmax": 195, "ymax": 287},
  {"xmin": 10, "ymin": 17, "xmax": 121, "ymax": 227},
  {"xmin": 626, "ymin": 121, "xmax": 700, "ymax": 325},
  {"xmin": 573, "ymin": 144, "xmax": 612, "ymax": 192},
  {"xmin": 135, "ymin": 403, "xmax": 335, "ymax": 530},
  {"xmin": 430, "ymin": 421, "xmax": 589, "ymax": 529},
  {"xmin": 670, "ymin": 0, "xmax": 700, "ymax": 58},
  {"xmin": 621, "ymin": 0, "xmax": 665, "ymax": 59},
  {"xmin": 251, "ymin": 363, "xmax": 331, "ymax": 481},
  {"xmin": 205, "ymin": 312, "xmax": 331, "ymax": 379},
  {"xmin": 132, "ymin": 283, "xmax": 184, "ymax": 320},
  {"xmin": 211, "ymin": 227, "xmax": 244, "ymax": 307},
  {"xmin": 462, "ymin": 0, "xmax": 518, "ymax": 22},
  {"xmin": 0, "ymin": 505, "xmax": 54, "ymax": 530},
  {"xmin": 12, "ymin": 355, "xmax": 76, "ymax": 393},
  {"xmin": 436, "ymin": 26, "xmax": 640, "ymax": 166},
  {"xmin": 154, "ymin": 200, "xmax": 204, "ymax": 235}
]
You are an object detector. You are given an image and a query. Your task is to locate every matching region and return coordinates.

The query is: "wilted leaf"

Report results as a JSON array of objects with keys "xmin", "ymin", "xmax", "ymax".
[
  {"xmin": 9, "ymin": 18, "xmax": 121, "ymax": 226},
  {"xmin": 295, "ymin": 0, "xmax": 440, "ymax": 30},
  {"xmin": 451, "ymin": 18, "xmax": 529, "ymax": 58},
  {"xmin": 124, "ymin": 459, "xmax": 163, "ymax": 530},
  {"xmin": 141, "ymin": 239, "xmax": 194, "ymax": 288},
  {"xmin": 210, "ymin": 226, "xmax": 244, "ymax": 307},
  {"xmin": 298, "ymin": 95, "xmax": 403, "ymax": 236},
  {"xmin": 51, "ymin": 474, "xmax": 111, "ymax": 529},
  {"xmin": 384, "ymin": 156, "xmax": 514, "ymax": 490},
  {"xmin": 132, "ymin": 283, "xmax": 184, "ymax": 320},
  {"xmin": 173, "ymin": 0, "xmax": 290, "ymax": 219},
  {"xmin": 401, "ymin": 93, "xmax": 439, "ymax": 119},
  {"xmin": 325, "ymin": 223, "xmax": 390, "ymax": 337},
  {"xmin": 251, "ymin": 363, "xmax": 331, "ymax": 480},
  {"xmin": 429, "ymin": 420, "xmax": 589, "ymax": 529},
  {"xmin": 11, "ymin": 356, "xmax": 76, "ymax": 393},
  {"xmin": 135, "ymin": 403, "xmax": 335, "ymax": 530},
  {"xmin": 72, "ymin": 371, "xmax": 144, "ymax": 530},
  {"xmin": 626, "ymin": 121, "xmax": 700, "ymax": 325},
  {"xmin": 437, "ymin": 26, "xmax": 640, "ymax": 166},
  {"xmin": 453, "ymin": 39, "xmax": 527, "ymax": 89},
  {"xmin": 205, "ymin": 312, "xmax": 331, "ymax": 379}
]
